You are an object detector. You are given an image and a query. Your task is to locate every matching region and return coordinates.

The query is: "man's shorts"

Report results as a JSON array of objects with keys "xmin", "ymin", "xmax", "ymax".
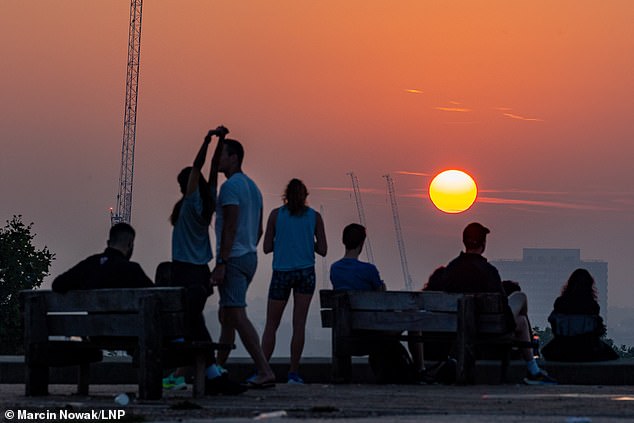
[
  {"xmin": 268, "ymin": 267, "xmax": 316, "ymax": 301},
  {"xmin": 218, "ymin": 252, "xmax": 257, "ymax": 308}
]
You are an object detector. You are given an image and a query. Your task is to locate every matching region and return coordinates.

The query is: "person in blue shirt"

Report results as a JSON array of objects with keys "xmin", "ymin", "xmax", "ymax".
[
  {"xmin": 260, "ymin": 179, "xmax": 327, "ymax": 384},
  {"xmin": 167, "ymin": 127, "xmax": 245, "ymax": 396},
  {"xmin": 330, "ymin": 223, "xmax": 385, "ymax": 291}
]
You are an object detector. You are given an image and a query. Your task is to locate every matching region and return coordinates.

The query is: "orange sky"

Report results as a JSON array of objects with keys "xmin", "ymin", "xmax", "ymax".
[{"xmin": 2, "ymin": 2, "xmax": 634, "ymax": 319}]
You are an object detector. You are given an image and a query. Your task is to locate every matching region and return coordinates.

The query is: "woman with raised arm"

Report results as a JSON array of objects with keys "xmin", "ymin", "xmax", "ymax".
[
  {"xmin": 260, "ymin": 178, "xmax": 327, "ymax": 384},
  {"xmin": 165, "ymin": 127, "xmax": 246, "ymax": 395}
]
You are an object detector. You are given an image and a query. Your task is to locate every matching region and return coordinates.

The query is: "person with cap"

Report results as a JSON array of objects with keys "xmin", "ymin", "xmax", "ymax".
[{"xmin": 439, "ymin": 222, "xmax": 557, "ymax": 385}]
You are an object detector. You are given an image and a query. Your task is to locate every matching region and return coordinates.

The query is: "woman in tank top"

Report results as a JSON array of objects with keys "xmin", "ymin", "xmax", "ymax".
[{"xmin": 260, "ymin": 179, "xmax": 327, "ymax": 384}]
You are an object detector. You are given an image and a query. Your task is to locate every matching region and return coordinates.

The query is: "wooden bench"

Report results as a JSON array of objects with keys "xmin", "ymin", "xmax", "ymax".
[
  {"xmin": 319, "ymin": 289, "xmax": 515, "ymax": 384},
  {"xmin": 20, "ymin": 287, "xmax": 232, "ymax": 399}
]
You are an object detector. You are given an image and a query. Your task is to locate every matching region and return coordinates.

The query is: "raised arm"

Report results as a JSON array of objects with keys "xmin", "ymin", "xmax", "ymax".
[
  {"xmin": 187, "ymin": 126, "xmax": 229, "ymax": 198},
  {"xmin": 186, "ymin": 131, "xmax": 213, "ymax": 196},
  {"xmin": 208, "ymin": 126, "xmax": 229, "ymax": 209}
]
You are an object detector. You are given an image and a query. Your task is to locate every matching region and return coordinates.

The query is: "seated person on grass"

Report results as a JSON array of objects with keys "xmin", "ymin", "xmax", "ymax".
[{"xmin": 541, "ymin": 268, "xmax": 618, "ymax": 362}]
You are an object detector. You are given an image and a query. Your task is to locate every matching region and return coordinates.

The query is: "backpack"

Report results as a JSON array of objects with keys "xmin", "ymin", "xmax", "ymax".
[{"xmin": 368, "ymin": 340, "xmax": 416, "ymax": 384}]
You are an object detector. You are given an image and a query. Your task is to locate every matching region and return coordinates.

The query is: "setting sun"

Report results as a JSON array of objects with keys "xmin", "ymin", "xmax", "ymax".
[{"xmin": 429, "ymin": 170, "xmax": 477, "ymax": 213}]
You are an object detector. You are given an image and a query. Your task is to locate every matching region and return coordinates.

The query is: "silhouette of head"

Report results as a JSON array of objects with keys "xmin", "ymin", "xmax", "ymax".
[
  {"xmin": 562, "ymin": 268, "xmax": 597, "ymax": 301},
  {"xmin": 424, "ymin": 266, "xmax": 447, "ymax": 291},
  {"xmin": 108, "ymin": 222, "xmax": 136, "ymax": 259},
  {"xmin": 171, "ymin": 167, "xmax": 212, "ymax": 225},
  {"xmin": 177, "ymin": 167, "xmax": 192, "ymax": 194},
  {"xmin": 462, "ymin": 222, "xmax": 490, "ymax": 250},
  {"xmin": 342, "ymin": 223, "xmax": 366, "ymax": 251},
  {"xmin": 222, "ymin": 139, "xmax": 244, "ymax": 166},
  {"xmin": 284, "ymin": 178, "xmax": 309, "ymax": 215},
  {"xmin": 154, "ymin": 261, "xmax": 172, "ymax": 287}
]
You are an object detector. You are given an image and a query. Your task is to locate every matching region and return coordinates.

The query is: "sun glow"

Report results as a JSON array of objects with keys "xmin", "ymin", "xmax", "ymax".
[{"xmin": 429, "ymin": 170, "xmax": 477, "ymax": 213}]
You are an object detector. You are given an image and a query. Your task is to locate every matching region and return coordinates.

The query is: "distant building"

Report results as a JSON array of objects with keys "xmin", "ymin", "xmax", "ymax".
[{"xmin": 491, "ymin": 248, "xmax": 608, "ymax": 330}]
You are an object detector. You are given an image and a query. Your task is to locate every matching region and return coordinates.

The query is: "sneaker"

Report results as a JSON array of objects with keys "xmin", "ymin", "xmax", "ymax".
[
  {"xmin": 287, "ymin": 372, "xmax": 304, "ymax": 384},
  {"xmin": 162, "ymin": 373, "xmax": 187, "ymax": 391},
  {"xmin": 205, "ymin": 373, "xmax": 247, "ymax": 396},
  {"xmin": 523, "ymin": 370, "xmax": 558, "ymax": 385}
]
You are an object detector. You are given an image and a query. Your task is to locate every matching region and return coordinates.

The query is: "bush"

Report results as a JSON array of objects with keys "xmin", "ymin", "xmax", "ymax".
[{"xmin": 0, "ymin": 216, "xmax": 54, "ymax": 354}]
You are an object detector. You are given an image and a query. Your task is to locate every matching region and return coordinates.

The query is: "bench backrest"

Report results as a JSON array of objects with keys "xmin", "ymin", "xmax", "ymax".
[
  {"xmin": 319, "ymin": 289, "xmax": 508, "ymax": 334},
  {"xmin": 20, "ymin": 288, "xmax": 187, "ymax": 339},
  {"xmin": 548, "ymin": 312, "xmax": 603, "ymax": 337}
]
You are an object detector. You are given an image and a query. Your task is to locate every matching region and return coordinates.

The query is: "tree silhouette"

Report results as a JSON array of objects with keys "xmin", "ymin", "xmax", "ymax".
[{"xmin": 0, "ymin": 216, "xmax": 54, "ymax": 354}]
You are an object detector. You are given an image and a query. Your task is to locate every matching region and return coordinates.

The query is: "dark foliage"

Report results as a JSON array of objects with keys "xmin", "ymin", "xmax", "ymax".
[{"xmin": 0, "ymin": 216, "xmax": 54, "ymax": 354}]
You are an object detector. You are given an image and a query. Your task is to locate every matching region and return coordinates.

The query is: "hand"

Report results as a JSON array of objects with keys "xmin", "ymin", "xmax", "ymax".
[
  {"xmin": 208, "ymin": 125, "xmax": 229, "ymax": 138},
  {"xmin": 210, "ymin": 264, "xmax": 226, "ymax": 286},
  {"xmin": 214, "ymin": 125, "xmax": 229, "ymax": 138}
]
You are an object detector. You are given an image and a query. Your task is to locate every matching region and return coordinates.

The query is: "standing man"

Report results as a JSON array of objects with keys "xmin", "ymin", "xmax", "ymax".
[
  {"xmin": 441, "ymin": 222, "xmax": 557, "ymax": 385},
  {"xmin": 211, "ymin": 138, "xmax": 276, "ymax": 388}
]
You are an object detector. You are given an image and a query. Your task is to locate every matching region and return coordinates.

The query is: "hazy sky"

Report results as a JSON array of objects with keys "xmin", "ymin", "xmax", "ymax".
[{"xmin": 2, "ymin": 1, "xmax": 633, "ymax": 309}]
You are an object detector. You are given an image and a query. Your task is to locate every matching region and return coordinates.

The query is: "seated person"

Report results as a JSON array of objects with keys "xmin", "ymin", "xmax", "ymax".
[
  {"xmin": 436, "ymin": 222, "xmax": 556, "ymax": 385},
  {"xmin": 154, "ymin": 261, "xmax": 173, "ymax": 287},
  {"xmin": 330, "ymin": 224, "xmax": 426, "ymax": 383},
  {"xmin": 330, "ymin": 223, "xmax": 385, "ymax": 292},
  {"xmin": 52, "ymin": 223, "xmax": 153, "ymax": 292},
  {"xmin": 541, "ymin": 268, "xmax": 618, "ymax": 362}
]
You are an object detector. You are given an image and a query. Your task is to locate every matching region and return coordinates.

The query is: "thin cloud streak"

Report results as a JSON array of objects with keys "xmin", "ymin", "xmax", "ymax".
[
  {"xmin": 480, "ymin": 188, "xmax": 569, "ymax": 195},
  {"xmin": 405, "ymin": 89, "xmax": 423, "ymax": 94},
  {"xmin": 312, "ymin": 186, "xmax": 381, "ymax": 194},
  {"xmin": 478, "ymin": 196, "xmax": 617, "ymax": 211},
  {"xmin": 435, "ymin": 106, "xmax": 471, "ymax": 112},
  {"xmin": 502, "ymin": 112, "xmax": 543, "ymax": 122},
  {"xmin": 394, "ymin": 170, "xmax": 432, "ymax": 177}
]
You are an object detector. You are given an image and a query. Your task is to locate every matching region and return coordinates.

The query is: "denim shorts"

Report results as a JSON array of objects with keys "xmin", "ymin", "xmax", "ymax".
[
  {"xmin": 268, "ymin": 267, "xmax": 316, "ymax": 301},
  {"xmin": 218, "ymin": 252, "xmax": 257, "ymax": 308}
]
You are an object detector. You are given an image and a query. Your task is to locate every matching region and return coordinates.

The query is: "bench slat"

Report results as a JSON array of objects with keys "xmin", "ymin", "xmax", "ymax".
[
  {"xmin": 20, "ymin": 288, "xmax": 186, "ymax": 313},
  {"xmin": 345, "ymin": 290, "xmax": 463, "ymax": 312},
  {"xmin": 350, "ymin": 310, "xmax": 458, "ymax": 332},
  {"xmin": 476, "ymin": 314, "xmax": 508, "ymax": 334},
  {"xmin": 46, "ymin": 313, "xmax": 186, "ymax": 338}
]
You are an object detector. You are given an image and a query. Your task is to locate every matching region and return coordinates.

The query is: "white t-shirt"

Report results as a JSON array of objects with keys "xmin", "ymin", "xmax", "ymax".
[{"xmin": 215, "ymin": 172, "xmax": 263, "ymax": 258}]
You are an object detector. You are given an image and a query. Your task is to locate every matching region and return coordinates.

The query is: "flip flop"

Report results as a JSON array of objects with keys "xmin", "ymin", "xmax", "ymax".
[{"xmin": 242, "ymin": 380, "xmax": 276, "ymax": 389}]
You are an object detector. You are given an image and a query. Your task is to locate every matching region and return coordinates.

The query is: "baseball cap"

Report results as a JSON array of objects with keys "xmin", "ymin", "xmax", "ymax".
[{"xmin": 462, "ymin": 222, "xmax": 490, "ymax": 248}]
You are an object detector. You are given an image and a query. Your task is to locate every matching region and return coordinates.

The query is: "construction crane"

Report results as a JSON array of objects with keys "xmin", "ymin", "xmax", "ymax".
[
  {"xmin": 383, "ymin": 174, "xmax": 413, "ymax": 291},
  {"xmin": 111, "ymin": 0, "xmax": 144, "ymax": 225},
  {"xmin": 347, "ymin": 172, "xmax": 375, "ymax": 264}
]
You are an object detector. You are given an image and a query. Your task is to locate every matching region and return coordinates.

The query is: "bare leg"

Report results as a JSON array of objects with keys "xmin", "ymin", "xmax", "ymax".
[
  {"xmin": 261, "ymin": 299, "xmax": 288, "ymax": 361},
  {"xmin": 508, "ymin": 292, "xmax": 533, "ymax": 361},
  {"xmin": 222, "ymin": 307, "xmax": 275, "ymax": 384},
  {"xmin": 290, "ymin": 292, "xmax": 312, "ymax": 373},
  {"xmin": 216, "ymin": 308, "xmax": 236, "ymax": 366}
]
